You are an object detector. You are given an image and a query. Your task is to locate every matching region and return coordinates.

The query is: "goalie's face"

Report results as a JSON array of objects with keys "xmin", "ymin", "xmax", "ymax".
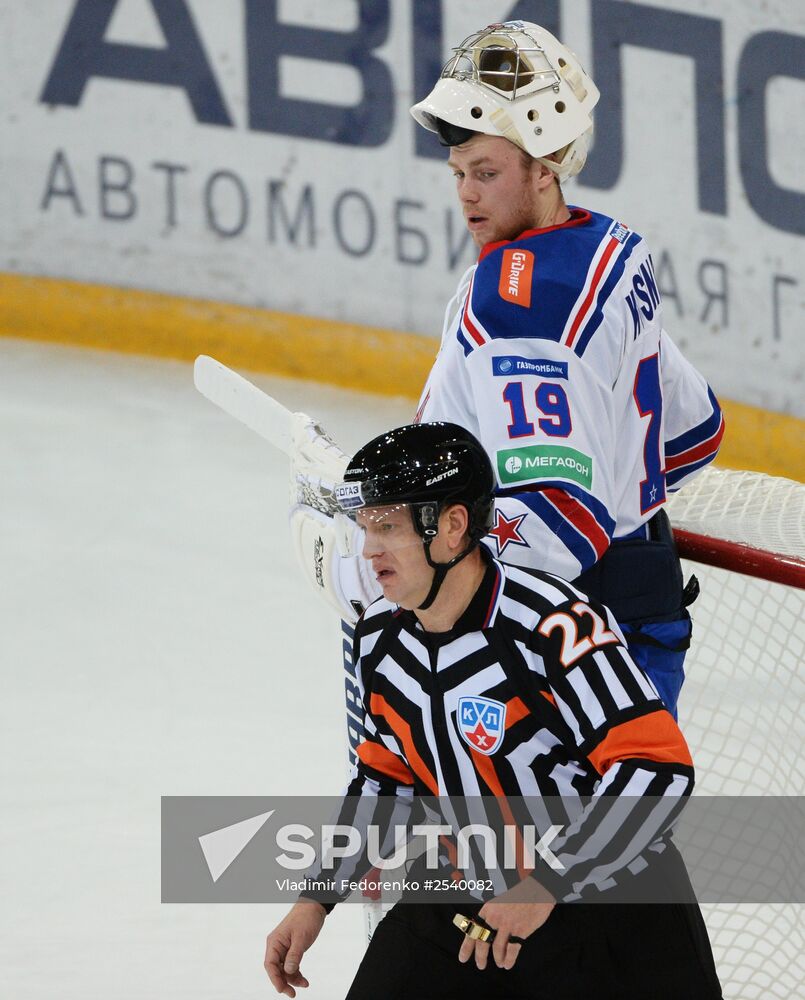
[
  {"xmin": 448, "ymin": 133, "xmax": 553, "ymax": 248},
  {"xmin": 356, "ymin": 504, "xmax": 433, "ymax": 609}
]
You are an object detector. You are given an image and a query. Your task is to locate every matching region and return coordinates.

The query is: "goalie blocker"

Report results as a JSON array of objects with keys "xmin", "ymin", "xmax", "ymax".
[{"xmin": 287, "ymin": 414, "xmax": 377, "ymax": 622}]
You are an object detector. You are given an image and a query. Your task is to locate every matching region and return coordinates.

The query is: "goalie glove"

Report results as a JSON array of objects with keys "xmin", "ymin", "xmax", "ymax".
[
  {"xmin": 289, "ymin": 412, "xmax": 351, "ymax": 513},
  {"xmin": 289, "ymin": 504, "xmax": 381, "ymax": 622},
  {"xmin": 287, "ymin": 413, "xmax": 380, "ymax": 621}
]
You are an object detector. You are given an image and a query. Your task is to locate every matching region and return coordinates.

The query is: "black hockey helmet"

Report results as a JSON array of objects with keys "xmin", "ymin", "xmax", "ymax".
[
  {"xmin": 337, "ymin": 422, "xmax": 494, "ymax": 540},
  {"xmin": 336, "ymin": 422, "xmax": 494, "ymax": 610}
]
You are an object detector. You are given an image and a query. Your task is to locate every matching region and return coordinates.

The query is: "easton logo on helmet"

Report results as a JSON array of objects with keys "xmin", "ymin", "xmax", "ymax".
[
  {"xmin": 425, "ymin": 467, "xmax": 459, "ymax": 486},
  {"xmin": 498, "ymin": 249, "xmax": 534, "ymax": 307}
]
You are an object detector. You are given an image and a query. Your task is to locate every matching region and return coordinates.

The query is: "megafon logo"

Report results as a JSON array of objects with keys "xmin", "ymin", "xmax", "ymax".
[
  {"xmin": 498, "ymin": 249, "xmax": 534, "ymax": 307},
  {"xmin": 497, "ymin": 445, "xmax": 594, "ymax": 489}
]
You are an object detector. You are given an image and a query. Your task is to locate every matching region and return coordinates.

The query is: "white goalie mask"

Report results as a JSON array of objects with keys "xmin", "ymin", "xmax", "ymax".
[{"xmin": 410, "ymin": 20, "xmax": 600, "ymax": 181}]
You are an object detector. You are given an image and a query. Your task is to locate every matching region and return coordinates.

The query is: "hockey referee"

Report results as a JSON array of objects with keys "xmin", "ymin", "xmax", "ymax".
[{"xmin": 264, "ymin": 422, "xmax": 722, "ymax": 1000}]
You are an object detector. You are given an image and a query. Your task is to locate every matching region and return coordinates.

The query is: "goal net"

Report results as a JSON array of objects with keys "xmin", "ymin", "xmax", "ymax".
[{"xmin": 667, "ymin": 467, "xmax": 805, "ymax": 1000}]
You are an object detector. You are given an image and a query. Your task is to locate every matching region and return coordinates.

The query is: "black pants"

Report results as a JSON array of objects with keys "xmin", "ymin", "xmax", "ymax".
[{"xmin": 345, "ymin": 851, "xmax": 722, "ymax": 1000}]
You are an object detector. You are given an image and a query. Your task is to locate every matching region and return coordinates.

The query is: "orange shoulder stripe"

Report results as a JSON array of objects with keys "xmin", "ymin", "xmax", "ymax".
[
  {"xmin": 357, "ymin": 741, "xmax": 415, "ymax": 785},
  {"xmin": 587, "ymin": 709, "xmax": 693, "ymax": 776}
]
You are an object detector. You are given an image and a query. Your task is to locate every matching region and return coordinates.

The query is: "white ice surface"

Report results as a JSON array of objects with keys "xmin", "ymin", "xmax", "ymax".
[
  {"xmin": 2, "ymin": 339, "xmax": 801, "ymax": 1000},
  {"xmin": 0, "ymin": 339, "xmax": 413, "ymax": 1000}
]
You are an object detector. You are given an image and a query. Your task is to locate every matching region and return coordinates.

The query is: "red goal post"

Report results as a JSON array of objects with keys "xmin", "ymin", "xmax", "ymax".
[
  {"xmin": 666, "ymin": 466, "xmax": 804, "ymax": 1000},
  {"xmin": 667, "ymin": 465, "xmax": 805, "ymax": 586},
  {"xmin": 675, "ymin": 529, "xmax": 805, "ymax": 589}
]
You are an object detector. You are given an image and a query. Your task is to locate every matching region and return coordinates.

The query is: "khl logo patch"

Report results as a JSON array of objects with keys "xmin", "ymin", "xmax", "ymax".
[{"xmin": 457, "ymin": 696, "xmax": 507, "ymax": 755}]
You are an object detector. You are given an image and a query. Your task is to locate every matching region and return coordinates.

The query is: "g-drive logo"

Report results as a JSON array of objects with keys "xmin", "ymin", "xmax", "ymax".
[
  {"xmin": 498, "ymin": 249, "xmax": 534, "ymax": 307},
  {"xmin": 492, "ymin": 357, "xmax": 568, "ymax": 379}
]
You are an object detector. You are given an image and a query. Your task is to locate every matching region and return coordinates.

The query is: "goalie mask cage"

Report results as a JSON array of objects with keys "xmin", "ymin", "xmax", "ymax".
[{"xmin": 666, "ymin": 467, "xmax": 805, "ymax": 1000}]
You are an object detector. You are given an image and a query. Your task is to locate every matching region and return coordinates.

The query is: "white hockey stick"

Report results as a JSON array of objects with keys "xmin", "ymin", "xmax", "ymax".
[
  {"xmin": 194, "ymin": 355, "xmax": 353, "ymax": 515},
  {"xmin": 193, "ymin": 354, "xmax": 294, "ymax": 456},
  {"xmin": 193, "ymin": 354, "xmax": 388, "ymax": 942}
]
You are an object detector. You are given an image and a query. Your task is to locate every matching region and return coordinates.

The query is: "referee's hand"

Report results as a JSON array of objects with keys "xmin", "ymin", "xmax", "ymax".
[
  {"xmin": 264, "ymin": 900, "xmax": 326, "ymax": 997},
  {"xmin": 458, "ymin": 878, "xmax": 555, "ymax": 971}
]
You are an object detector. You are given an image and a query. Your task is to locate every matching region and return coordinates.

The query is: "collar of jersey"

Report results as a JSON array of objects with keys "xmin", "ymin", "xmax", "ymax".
[
  {"xmin": 478, "ymin": 207, "xmax": 592, "ymax": 262},
  {"xmin": 397, "ymin": 550, "xmax": 504, "ymax": 641}
]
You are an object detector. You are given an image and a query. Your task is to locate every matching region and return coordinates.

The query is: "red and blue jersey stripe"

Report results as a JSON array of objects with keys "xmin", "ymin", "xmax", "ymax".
[
  {"xmin": 665, "ymin": 389, "xmax": 724, "ymax": 490},
  {"xmin": 564, "ymin": 232, "xmax": 644, "ymax": 358},
  {"xmin": 498, "ymin": 481, "xmax": 616, "ymax": 573}
]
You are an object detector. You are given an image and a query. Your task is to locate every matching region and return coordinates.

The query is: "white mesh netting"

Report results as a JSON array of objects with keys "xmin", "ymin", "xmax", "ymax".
[
  {"xmin": 667, "ymin": 466, "xmax": 805, "ymax": 560},
  {"xmin": 668, "ymin": 467, "xmax": 804, "ymax": 999}
]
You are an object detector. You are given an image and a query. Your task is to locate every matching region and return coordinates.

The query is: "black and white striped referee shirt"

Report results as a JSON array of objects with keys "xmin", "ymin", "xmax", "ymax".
[{"xmin": 324, "ymin": 550, "xmax": 694, "ymax": 903}]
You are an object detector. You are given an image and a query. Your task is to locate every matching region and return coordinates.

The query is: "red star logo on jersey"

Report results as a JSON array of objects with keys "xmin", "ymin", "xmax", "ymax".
[
  {"xmin": 488, "ymin": 509, "xmax": 529, "ymax": 556},
  {"xmin": 469, "ymin": 723, "xmax": 490, "ymax": 749}
]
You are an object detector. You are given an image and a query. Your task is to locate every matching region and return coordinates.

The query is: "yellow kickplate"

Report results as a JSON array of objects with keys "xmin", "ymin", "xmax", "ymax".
[{"xmin": 1, "ymin": 272, "xmax": 802, "ymax": 482}]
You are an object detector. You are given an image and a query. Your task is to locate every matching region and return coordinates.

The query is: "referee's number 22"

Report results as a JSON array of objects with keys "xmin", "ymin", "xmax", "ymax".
[{"xmin": 538, "ymin": 602, "xmax": 620, "ymax": 668}]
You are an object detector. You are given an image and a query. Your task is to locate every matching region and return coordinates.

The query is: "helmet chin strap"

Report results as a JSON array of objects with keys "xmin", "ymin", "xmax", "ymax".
[{"xmin": 416, "ymin": 536, "xmax": 479, "ymax": 611}]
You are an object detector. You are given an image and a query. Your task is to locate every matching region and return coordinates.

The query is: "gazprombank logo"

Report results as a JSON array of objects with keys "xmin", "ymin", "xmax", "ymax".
[
  {"xmin": 492, "ymin": 356, "xmax": 568, "ymax": 379},
  {"xmin": 498, "ymin": 249, "xmax": 534, "ymax": 307},
  {"xmin": 497, "ymin": 445, "xmax": 594, "ymax": 489}
]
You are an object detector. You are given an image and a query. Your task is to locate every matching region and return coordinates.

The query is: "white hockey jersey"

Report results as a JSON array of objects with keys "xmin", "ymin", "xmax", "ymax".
[{"xmin": 416, "ymin": 208, "xmax": 724, "ymax": 581}]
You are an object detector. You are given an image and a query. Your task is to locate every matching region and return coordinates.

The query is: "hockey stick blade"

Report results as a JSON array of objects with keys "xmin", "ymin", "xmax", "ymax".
[{"xmin": 193, "ymin": 355, "xmax": 294, "ymax": 456}]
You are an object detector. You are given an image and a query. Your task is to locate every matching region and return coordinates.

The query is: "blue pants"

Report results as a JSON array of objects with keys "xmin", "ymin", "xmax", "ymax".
[
  {"xmin": 572, "ymin": 511, "xmax": 695, "ymax": 721},
  {"xmin": 621, "ymin": 616, "xmax": 692, "ymax": 720}
]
